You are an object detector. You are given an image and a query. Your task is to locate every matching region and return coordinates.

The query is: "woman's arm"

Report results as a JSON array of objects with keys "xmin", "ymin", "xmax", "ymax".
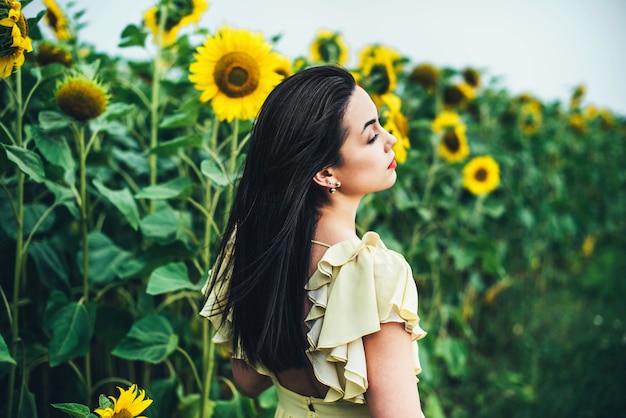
[
  {"xmin": 230, "ymin": 358, "xmax": 273, "ymax": 398},
  {"xmin": 363, "ymin": 322, "xmax": 424, "ymax": 417}
]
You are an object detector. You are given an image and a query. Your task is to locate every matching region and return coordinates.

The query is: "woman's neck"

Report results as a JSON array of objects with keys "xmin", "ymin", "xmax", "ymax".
[{"xmin": 314, "ymin": 195, "xmax": 362, "ymax": 245}]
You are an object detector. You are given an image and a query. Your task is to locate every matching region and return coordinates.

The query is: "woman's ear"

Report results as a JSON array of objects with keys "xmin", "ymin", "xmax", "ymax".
[{"xmin": 312, "ymin": 168, "xmax": 334, "ymax": 189}]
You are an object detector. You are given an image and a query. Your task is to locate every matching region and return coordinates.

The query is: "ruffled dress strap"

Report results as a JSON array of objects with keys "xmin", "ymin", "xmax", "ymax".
[{"xmin": 305, "ymin": 231, "xmax": 427, "ymax": 404}]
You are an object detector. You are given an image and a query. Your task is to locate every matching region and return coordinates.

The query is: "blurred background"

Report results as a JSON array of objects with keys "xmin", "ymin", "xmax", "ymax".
[{"xmin": 31, "ymin": 0, "xmax": 626, "ymax": 115}]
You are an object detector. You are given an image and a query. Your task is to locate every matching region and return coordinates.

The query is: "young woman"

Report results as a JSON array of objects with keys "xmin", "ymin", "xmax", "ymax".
[{"xmin": 201, "ymin": 65, "xmax": 427, "ymax": 417}]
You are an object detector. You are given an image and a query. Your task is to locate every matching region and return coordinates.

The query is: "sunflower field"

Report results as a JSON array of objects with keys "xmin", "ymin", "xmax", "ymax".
[{"xmin": 1, "ymin": 1, "xmax": 625, "ymax": 417}]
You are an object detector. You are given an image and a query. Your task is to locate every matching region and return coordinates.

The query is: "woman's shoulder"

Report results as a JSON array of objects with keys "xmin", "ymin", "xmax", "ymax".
[{"xmin": 307, "ymin": 231, "xmax": 409, "ymax": 288}]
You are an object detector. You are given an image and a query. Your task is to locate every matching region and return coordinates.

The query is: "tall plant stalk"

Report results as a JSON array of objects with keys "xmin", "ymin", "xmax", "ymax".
[
  {"xmin": 148, "ymin": 5, "xmax": 168, "ymax": 214},
  {"xmin": 7, "ymin": 69, "xmax": 24, "ymax": 418},
  {"xmin": 75, "ymin": 123, "xmax": 92, "ymax": 401}
]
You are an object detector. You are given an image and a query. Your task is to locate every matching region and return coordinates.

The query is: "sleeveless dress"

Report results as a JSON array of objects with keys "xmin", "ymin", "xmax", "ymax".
[{"xmin": 200, "ymin": 231, "xmax": 427, "ymax": 417}]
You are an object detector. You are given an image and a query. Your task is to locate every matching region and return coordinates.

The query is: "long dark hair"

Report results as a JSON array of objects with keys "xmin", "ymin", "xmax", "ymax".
[{"xmin": 206, "ymin": 65, "xmax": 356, "ymax": 372}]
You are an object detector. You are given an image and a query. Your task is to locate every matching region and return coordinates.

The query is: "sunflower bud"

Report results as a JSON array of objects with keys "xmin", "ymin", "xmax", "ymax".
[{"xmin": 56, "ymin": 74, "xmax": 109, "ymax": 121}]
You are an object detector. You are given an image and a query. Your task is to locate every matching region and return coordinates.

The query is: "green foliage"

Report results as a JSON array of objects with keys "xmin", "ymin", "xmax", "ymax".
[{"xmin": 0, "ymin": 2, "xmax": 624, "ymax": 418}]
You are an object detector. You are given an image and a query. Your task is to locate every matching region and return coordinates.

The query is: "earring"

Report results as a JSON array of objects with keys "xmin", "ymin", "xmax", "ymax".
[{"xmin": 329, "ymin": 181, "xmax": 341, "ymax": 194}]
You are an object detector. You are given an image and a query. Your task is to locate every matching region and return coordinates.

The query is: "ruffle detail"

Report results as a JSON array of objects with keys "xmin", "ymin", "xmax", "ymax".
[{"xmin": 304, "ymin": 231, "xmax": 427, "ymax": 404}]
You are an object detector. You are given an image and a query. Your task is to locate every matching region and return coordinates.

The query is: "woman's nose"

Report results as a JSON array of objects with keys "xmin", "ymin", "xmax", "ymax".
[{"xmin": 386, "ymin": 131, "xmax": 397, "ymax": 151}]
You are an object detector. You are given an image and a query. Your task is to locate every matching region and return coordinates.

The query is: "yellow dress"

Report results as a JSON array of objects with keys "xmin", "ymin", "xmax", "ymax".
[{"xmin": 200, "ymin": 231, "xmax": 427, "ymax": 417}]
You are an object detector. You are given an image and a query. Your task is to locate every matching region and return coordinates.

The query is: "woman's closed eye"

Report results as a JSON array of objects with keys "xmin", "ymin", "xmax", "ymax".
[{"xmin": 368, "ymin": 133, "xmax": 379, "ymax": 144}]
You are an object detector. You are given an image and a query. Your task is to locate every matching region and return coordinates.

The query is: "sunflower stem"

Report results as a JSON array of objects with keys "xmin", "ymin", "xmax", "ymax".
[
  {"xmin": 76, "ymin": 123, "xmax": 93, "ymax": 402},
  {"xmin": 148, "ymin": 5, "xmax": 168, "ymax": 213},
  {"xmin": 7, "ymin": 69, "xmax": 24, "ymax": 418}
]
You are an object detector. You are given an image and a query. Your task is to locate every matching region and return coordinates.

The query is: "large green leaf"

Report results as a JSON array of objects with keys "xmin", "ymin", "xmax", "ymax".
[
  {"xmin": 140, "ymin": 208, "xmax": 191, "ymax": 244},
  {"xmin": 147, "ymin": 262, "xmax": 203, "ymax": 295},
  {"xmin": 38, "ymin": 110, "xmax": 74, "ymax": 131},
  {"xmin": 135, "ymin": 177, "xmax": 195, "ymax": 200},
  {"xmin": 148, "ymin": 377, "xmax": 179, "ymax": 418},
  {"xmin": 45, "ymin": 301, "xmax": 96, "ymax": 367},
  {"xmin": 28, "ymin": 240, "xmax": 71, "ymax": 295},
  {"xmin": 434, "ymin": 336, "xmax": 467, "ymax": 378},
  {"xmin": 51, "ymin": 403, "xmax": 91, "ymax": 418},
  {"xmin": 149, "ymin": 134, "xmax": 204, "ymax": 156},
  {"xmin": 0, "ymin": 334, "xmax": 16, "ymax": 365},
  {"xmin": 112, "ymin": 315, "xmax": 178, "ymax": 363},
  {"xmin": 27, "ymin": 125, "xmax": 75, "ymax": 174},
  {"xmin": 0, "ymin": 203, "xmax": 56, "ymax": 241},
  {"xmin": 3, "ymin": 144, "xmax": 45, "ymax": 183},
  {"xmin": 78, "ymin": 231, "xmax": 144, "ymax": 284},
  {"xmin": 15, "ymin": 383, "xmax": 37, "ymax": 418},
  {"xmin": 201, "ymin": 159, "xmax": 232, "ymax": 187},
  {"xmin": 93, "ymin": 179, "xmax": 140, "ymax": 230},
  {"xmin": 118, "ymin": 24, "xmax": 147, "ymax": 48}
]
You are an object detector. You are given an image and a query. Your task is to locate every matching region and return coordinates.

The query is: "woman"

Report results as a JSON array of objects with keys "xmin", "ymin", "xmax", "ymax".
[{"xmin": 201, "ymin": 65, "xmax": 427, "ymax": 417}]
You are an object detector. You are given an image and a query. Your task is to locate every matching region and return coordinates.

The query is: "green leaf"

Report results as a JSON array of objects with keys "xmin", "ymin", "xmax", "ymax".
[
  {"xmin": 159, "ymin": 106, "xmax": 199, "ymax": 129},
  {"xmin": 0, "ymin": 334, "xmax": 16, "ymax": 365},
  {"xmin": 149, "ymin": 134, "xmax": 203, "ymax": 156},
  {"xmin": 448, "ymin": 244, "xmax": 476, "ymax": 271},
  {"xmin": 28, "ymin": 240, "xmax": 71, "ymax": 295},
  {"xmin": 434, "ymin": 336, "xmax": 467, "ymax": 378},
  {"xmin": 482, "ymin": 199, "xmax": 505, "ymax": 218},
  {"xmin": 93, "ymin": 179, "xmax": 140, "ymax": 230},
  {"xmin": 39, "ymin": 110, "xmax": 74, "ymax": 131},
  {"xmin": 119, "ymin": 24, "xmax": 147, "ymax": 48},
  {"xmin": 15, "ymin": 383, "xmax": 37, "ymax": 418},
  {"xmin": 112, "ymin": 315, "xmax": 179, "ymax": 363},
  {"xmin": 78, "ymin": 231, "xmax": 142, "ymax": 284},
  {"xmin": 135, "ymin": 177, "xmax": 195, "ymax": 200},
  {"xmin": 27, "ymin": 125, "xmax": 75, "ymax": 174},
  {"xmin": 102, "ymin": 103, "xmax": 135, "ymax": 120},
  {"xmin": 140, "ymin": 208, "xmax": 188, "ymax": 244},
  {"xmin": 45, "ymin": 301, "xmax": 95, "ymax": 367},
  {"xmin": 32, "ymin": 61, "xmax": 66, "ymax": 81},
  {"xmin": 201, "ymin": 159, "xmax": 232, "ymax": 187},
  {"xmin": 51, "ymin": 403, "xmax": 91, "ymax": 418},
  {"xmin": 147, "ymin": 262, "xmax": 202, "ymax": 295},
  {"xmin": 149, "ymin": 377, "xmax": 179, "ymax": 418},
  {"xmin": 97, "ymin": 394, "xmax": 113, "ymax": 410},
  {"xmin": 3, "ymin": 145, "xmax": 45, "ymax": 183}
]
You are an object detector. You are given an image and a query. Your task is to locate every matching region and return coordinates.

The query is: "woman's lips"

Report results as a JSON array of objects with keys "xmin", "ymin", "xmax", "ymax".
[{"xmin": 388, "ymin": 159, "xmax": 397, "ymax": 169}]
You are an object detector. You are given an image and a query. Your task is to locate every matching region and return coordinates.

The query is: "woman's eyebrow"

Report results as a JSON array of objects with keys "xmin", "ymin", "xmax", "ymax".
[{"xmin": 362, "ymin": 118, "xmax": 376, "ymax": 133}]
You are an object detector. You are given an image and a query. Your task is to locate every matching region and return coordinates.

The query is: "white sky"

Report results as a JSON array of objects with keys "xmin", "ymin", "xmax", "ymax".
[{"xmin": 30, "ymin": 0, "xmax": 626, "ymax": 116}]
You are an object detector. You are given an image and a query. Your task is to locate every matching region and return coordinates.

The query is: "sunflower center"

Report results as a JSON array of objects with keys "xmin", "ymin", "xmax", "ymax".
[
  {"xmin": 369, "ymin": 64, "xmax": 391, "ymax": 95},
  {"xmin": 442, "ymin": 129, "xmax": 460, "ymax": 152},
  {"xmin": 214, "ymin": 51, "xmax": 260, "ymax": 98},
  {"xmin": 111, "ymin": 410, "xmax": 132, "ymax": 418},
  {"xmin": 474, "ymin": 168, "xmax": 488, "ymax": 182}
]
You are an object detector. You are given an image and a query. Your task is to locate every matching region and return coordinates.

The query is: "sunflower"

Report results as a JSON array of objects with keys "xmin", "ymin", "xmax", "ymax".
[
  {"xmin": 309, "ymin": 29, "xmax": 349, "ymax": 65},
  {"xmin": 273, "ymin": 54, "xmax": 293, "ymax": 79},
  {"xmin": 409, "ymin": 62, "xmax": 440, "ymax": 93},
  {"xmin": 35, "ymin": 41, "xmax": 71, "ymax": 67},
  {"xmin": 443, "ymin": 82, "xmax": 475, "ymax": 108},
  {"xmin": 462, "ymin": 155, "xmax": 500, "ymax": 195},
  {"xmin": 0, "ymin": 0, "xmax": 32, "ymax": 78},
  {"xmin": 355, "ymin": 44, "xmax": 403, "ymax": 96},
  {"xmin": 42, "ymin": 0, "xmax": 71, "ymax": 41},
  {"xmin": 582, "ymin": 235, "xmax": 595, "ymax": 257},
  {"xmin": 599, "ymin": 109, "xmax": 614, "ymax": 131},
  {"xmin": 462, "ymin": 67, "xmax": 481, "ymax": 88},
  {"xmin": 569, "ymin": 113, "xmax": 585, "ymax": 134},
  {"xmin": 188, "ymin": 25, "xmax": 284, "ymax": 122},
  {"xmin": 94, "ymin": 384, "xmax": 153, "ymax": 418},
  {"xmin": 518, "ymin": 101, "xmax": 542, "ymax": 135},
  {"xmin": 56, "ymin": 73, "xmax": 109, "ymax": 121},
  {"xmin": 432, "ymin": 111, "xmax": 470, "ymax": 163},
  {"xmin": 144, "ymin": 0, "xmax": 209, "ymax": 46},
  {"xmin": 583, "ymin": 104, "xmax": 598, "ymax": 121},
  {"xmin": 380, "ymin": 95, "xmax": 410, "ymax": 164}
]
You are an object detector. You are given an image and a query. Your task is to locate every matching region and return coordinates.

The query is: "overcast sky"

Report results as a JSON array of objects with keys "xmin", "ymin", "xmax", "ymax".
[{"xmin": 30, "ymin": 0, "xmax": 626, "ymax": 115}]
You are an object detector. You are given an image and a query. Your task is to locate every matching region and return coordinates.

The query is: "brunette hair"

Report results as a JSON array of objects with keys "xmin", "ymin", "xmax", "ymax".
[{"xmin": 206, "ymin": 65, "xmax": 356, "ymax": 372}]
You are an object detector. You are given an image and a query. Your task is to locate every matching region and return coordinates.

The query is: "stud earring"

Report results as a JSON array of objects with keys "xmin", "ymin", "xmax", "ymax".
[{"xmin": 329, "ymin": 181, "xmax": 341, "ymax": 194}]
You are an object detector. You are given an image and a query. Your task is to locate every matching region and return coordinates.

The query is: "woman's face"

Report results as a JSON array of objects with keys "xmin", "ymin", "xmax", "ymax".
[{"xmin": 331, "ymin": 86, "xmax": 398, "ymax": 196}]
